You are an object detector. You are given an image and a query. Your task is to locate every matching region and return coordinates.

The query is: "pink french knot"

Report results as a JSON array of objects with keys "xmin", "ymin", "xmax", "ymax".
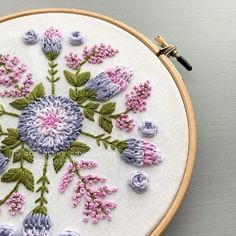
[
  {"xmin": 125, "ymin": 80, "xmax": 152, "ymax": 113},
  {"xmin": 59, "ymin": 160, "xmax": 117, "ymax": 224},
  {"xmin": 116, "ymin": 114, "xmax": 135, "ymax": 132},
  {"xmin": 0, "ymin": 54, "xmax": 33, "ymax": 97},
  {"xmin": 6, "ymin": 192, "xmax": 25, "ymax": 216}
]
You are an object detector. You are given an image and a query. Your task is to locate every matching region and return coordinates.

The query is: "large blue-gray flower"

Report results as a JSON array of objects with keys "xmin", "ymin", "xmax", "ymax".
[
  {"xmin": 0, "ymin": 224, "xmax": 19, "ymax": 236},
  {"xmin": 23, "ymin": 29, "xmax": 39, "ymax": 45},
  {"xmin": 41, "ymin": 37, "xmax": 62, "ymax": 60},
  {"xmin": 85, "ymin": 66, "xmax": 133, "ymax": 102},
  {"xmin": 18, "ymin": 96, "xmax": 83, "ymax": 155},
  {"xmin": 0, "ymin": 152, "xmax": 9, "ymax": 174},
  {"xmin": 128, "ymin": 170, "xmax": 149, "ymax": 194},
  {"xmin": 58, "ymin": 229, "xmax": 80, "ymax": 236},
  {"xmin": 69, "ymin": 30, "xmax": 85, "ymax": 46},
  {"xmin": 23, "ymin": 213, "xmax": 51, "ymax": 236},
  {"xmin": 120, "ymin": 138, "xmax": 162, "ymax": 166}
]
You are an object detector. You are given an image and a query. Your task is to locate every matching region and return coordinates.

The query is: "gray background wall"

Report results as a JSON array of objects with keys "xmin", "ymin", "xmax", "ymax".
[{"xmin": 0, "ymin": 1, "xmax": 235, "ymax": 235}]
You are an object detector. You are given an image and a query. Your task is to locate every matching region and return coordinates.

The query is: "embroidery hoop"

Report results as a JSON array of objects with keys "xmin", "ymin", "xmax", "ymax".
[{"xmin": 0, "ymin": 8, "xmax": 196, "ymax": 235}]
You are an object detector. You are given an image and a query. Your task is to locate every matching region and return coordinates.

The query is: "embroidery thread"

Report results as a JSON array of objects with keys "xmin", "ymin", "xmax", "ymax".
[
  {"xmin": 138, "ymin": 121, "xmax": 158, "ymax": 138},
  {"xmin": 23, "ymin": 29, "xmax": 39, "ymax": 45},
  {"xmin": 128, "ymin": 170, "xmax": 149, "ymax": 194},
  {"xmin": 69, "ymin": 30, "xmax": 85, "ymax": 46}
]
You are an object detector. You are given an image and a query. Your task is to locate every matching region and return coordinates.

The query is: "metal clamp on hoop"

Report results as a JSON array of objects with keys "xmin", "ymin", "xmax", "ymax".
[{"xmin": 155, "ymin": 35, "xmax": 192, "ymax": 71}]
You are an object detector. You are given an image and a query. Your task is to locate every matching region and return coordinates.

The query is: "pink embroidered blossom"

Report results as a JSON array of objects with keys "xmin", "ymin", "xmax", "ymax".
[
  {"xmin": 60, "ymin": 160, "xmax": 117, "ymax": 224},
  {"xmin": 0, "ymin": 54, "xmax": 33, "ymax": 97},
  {"xmin": 64, "ymin": 53, "xmax": 82, "ymax": 70},
  {"xmin": 116, "ymin": 114, "xmax": 135, "ymax": 132},
  {"xmin": 44, "ymin": 26, "xmax": 63, "ymax": 40},
  {"xmin": 125, "ymin": 80, "xmax": 152, "ymax": 112},
  {"xmin": 6, "ymin": 192, "xmax": 25, "ymax": 216},
  {"xmin": 82, "ymin": 43, "xmax": 118, "ymax": 64}
]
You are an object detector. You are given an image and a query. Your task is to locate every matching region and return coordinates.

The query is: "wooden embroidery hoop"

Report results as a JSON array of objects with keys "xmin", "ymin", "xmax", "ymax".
[{"xmin": 0, "ymin": 8, "xmax": 196, "ymax": 235}]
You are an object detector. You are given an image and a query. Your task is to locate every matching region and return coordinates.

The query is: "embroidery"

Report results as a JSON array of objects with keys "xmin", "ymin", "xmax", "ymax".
[
  {"xmin": 41, "ymin": 27, "xmax": 62, "ymax": 95},
  {"xmin": 18, "ymin": 95, "xmax": 83, "ymax": 155},
  {"xmin": 23, "ymin": 29, "xmax": 39, "ymax": 45},
  {"xmin": 6, "ymin": 192, "xmax": 25, "ymax": 216},
  {"xmin": 0, "ymin": 54, "xmax": 33, "ymax": 97},
  {"xmin": 0, "ymin": 224, "xmax": 19, "ymax": 236},
  {"xmin": 128, "ymin": 170, "xmax": 149, "ymax": 194},
  {"xmin": 116, "ymin": 114, "xmax": 135, "ymax": 132},
  {"xmin": 0, "ymin": 152, "xmax": 9, "ymax": 174},
  {"xmin": 69, "ymin": 30, "xmax": 85, "ymax": 46},
  {"xmin": 23, "ymin": 212, "xmax": 51, "ymax": 236},
  {"xmin": 0, "ymin": 26, "xmax": 163, "ymax": 233},
  {"xmin": 138, "ymin": 121, "xmax": 158, "ymax": 138},
  {"xmin": 125, "ymin": 80, "xmax": 152, "ymax": 112},
  {"xmin": 120, "ymin": 138, "xmax": 162, "ymax": 166},
  {"xmin": 59, "ymin": 160, "xmax": 117, "ymax": 224},
  {"xmin": 59, "ymin": 230, "xmax": 80, "ymax": 236}
]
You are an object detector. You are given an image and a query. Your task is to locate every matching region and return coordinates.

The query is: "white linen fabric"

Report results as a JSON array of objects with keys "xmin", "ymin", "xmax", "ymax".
[{"xmin": 0, "ymin": 13, "xmax": 189, "ymax": 236}]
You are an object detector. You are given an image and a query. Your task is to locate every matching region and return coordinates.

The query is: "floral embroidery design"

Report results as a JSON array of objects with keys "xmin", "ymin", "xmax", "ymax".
[
  {"xmin": 128, "ymin": 170, "xmax": 150, "ymax": 194},
  {"xmin": 138, "ymin": 121, "xmax": 158, "ymax": 138},
  {"xmin": 0, "ymin": 27, "xmax": 163, "ymax": 233},
  {"xmin": 0, "ymin": 54, "xmax": 33, "ymax": 97}
]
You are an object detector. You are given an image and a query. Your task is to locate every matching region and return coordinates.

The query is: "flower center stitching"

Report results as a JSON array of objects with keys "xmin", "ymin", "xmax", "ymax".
[{"xmin": 18, "ymin": 96, "xmax": 83, "ymax": 154}]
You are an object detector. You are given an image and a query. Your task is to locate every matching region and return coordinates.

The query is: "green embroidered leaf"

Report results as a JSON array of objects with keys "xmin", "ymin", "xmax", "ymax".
[
  {"xmin": 33, "ymin": 205, "xmax": 47, "ymax": 215},
  {"xmin": 100, "ymin": 102, "xmax": 116, "ymax": 115},
  {"xmin": 1, "ymin": 168, "xmax": 21, "ymax": 182},
  {"xmin": 64, "ymin": 70, "xmax": 77, "ymax": 87},
  {"xmin": 36, "ymin": 185, "xmax": 49, "ymax": 194},
  {"xmin": 117, "ymin": 141, "xmax": 128, "ymax": 153},
  {"xmin": 76, "ymin": 72, "xmax": 91, "ymax": 87},
  {"xmin": 64, "ymin": 71, "xmax": 91, "ymax": 87},
  {"xmin": 1, "ymin": 145, "xmax": 13, "ymax": 158},
  {"xmin": 0, "ymin": 104, "xmax": 5, "ymax": 116},
  {"xmin": 84, "ymin": 109, "xmax": 95, "ymax": 121},
  {"xmin": 20, "ymin": 168, "xmax": 34, "ymax": 191},
  {"xmin": 85, "ymin": 102, "xmax": 99, "ymax": 110},
  {"xmin": 10, "ymin": 83, "xmax": 45, "ymax": 110},
  {"xmin": 53, "ymin": 151, "xmax": 67, "ymax": 173},
  {"xmin": 69, "ymin": 88, "xmax": 79, "ymax": 101},
  {"xmin": 9, "ymin": 97, "xmax": 30, "ymax": 110},
  {"xmin": 37, "ymin": 176, "xmax": 50, "ymax": 184},
  {"xmin": 35, "ymin": 196, "xmax": 48, "ymax": 204},
  {"xmin": 2, "ymin": 129, "xmax": 20, "ymax": 146},
  {"xmin": 28, "ymin": 83, "xmax": 45, "ymax": 100},
  {"xmin": 13, "ymin": 148, "xmax": 34, "ymax": 164},
  {"xmin": 68, "ymin": 141, "xmax": 91, "ymax": 155},
  {"xmin": 99, "ymin": 115, "xmax": 113, "ymax": 133}
]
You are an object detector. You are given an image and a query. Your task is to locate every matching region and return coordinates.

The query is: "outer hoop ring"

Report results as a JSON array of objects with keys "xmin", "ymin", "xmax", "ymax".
[{"xmin": 0, "ymin": 8, "xmax": 197, "ymax": 236}]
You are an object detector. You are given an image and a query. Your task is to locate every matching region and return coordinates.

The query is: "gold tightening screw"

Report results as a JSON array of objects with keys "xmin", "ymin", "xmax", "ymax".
[{"xmin": 154, "ymin": 35, "xmax": 192, "ymax": 71}]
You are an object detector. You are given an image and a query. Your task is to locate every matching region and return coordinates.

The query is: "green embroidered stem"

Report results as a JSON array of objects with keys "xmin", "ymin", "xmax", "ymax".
[
  {"xmin": 80, "ymin": 130, "xmax": 127, "ymax": 152},
  {"xmin": 33, "ymin": 155, "xmax": 50, "ymax": 215},
  {"xmin": 46, "ymin": 59, "xmax": 60, "ymax": 95},
  {"xmin": 0, "ymin": 181, "xmax": 20, "ymax": 206}
]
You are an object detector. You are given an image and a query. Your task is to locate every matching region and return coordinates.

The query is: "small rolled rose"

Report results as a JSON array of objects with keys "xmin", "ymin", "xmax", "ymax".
[
  {"xmin": 0, "ymin": 224, "xmax": 19, "ymax": 236},
  {"xmin": 138, "ymin": 121, "xmax": 158, "ymax": 138},
  {"xmin": 69, "ymin": 31, "xmax": 85, "ymax": 46},
  {"xmin": 128, "ymin": 170, "xmax": 149, "ymax": 194},
  {"xmin": 23, "ymin": 29, "xmax": 39, "ymax": 45},
  {"xmin": 58, "ymin": 229, "xmax": 80, "ymax": 236},
  {"xmin": 0, "ymin": 152, "xmax": 9, "ymax": 174}
]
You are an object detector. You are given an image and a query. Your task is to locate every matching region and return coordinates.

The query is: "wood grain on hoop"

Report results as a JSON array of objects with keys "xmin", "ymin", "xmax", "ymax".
[{"xmin": 0, "ymin": 8, "xmax": 196, "ymax": 236}]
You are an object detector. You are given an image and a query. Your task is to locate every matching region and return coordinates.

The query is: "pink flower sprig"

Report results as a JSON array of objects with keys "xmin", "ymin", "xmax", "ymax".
[
  {"xmin": 82, "ymin": 44, "xmax": 118, "ymax": 64},
  {"xmin": 64, "ymin": 53, "xmax": 82, "ymax": 70},
  {"xmin": 64, "ymin": 43, "xmax": 119, "ymax": 70},
  {"xmin": 0, "ymin": 54, "xmax": 33, "ymax": 97},
  {"xmin": 43, "ymin": 26, "xmax": 63, "ymax": 41},
  {"xmin": 59, "ymin": 160, "xmax": 117, "ymax": 224},
  {"xmin": 6, "ymin": 192, "xmax": 25, "ymax": 216},
  {"xmin": 116, "ymin": 114, "xmax": 135, "ymax": 132},
  {"xmin": 125, "ymin": 80, "xmax": 152, "ymax": 113}
]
